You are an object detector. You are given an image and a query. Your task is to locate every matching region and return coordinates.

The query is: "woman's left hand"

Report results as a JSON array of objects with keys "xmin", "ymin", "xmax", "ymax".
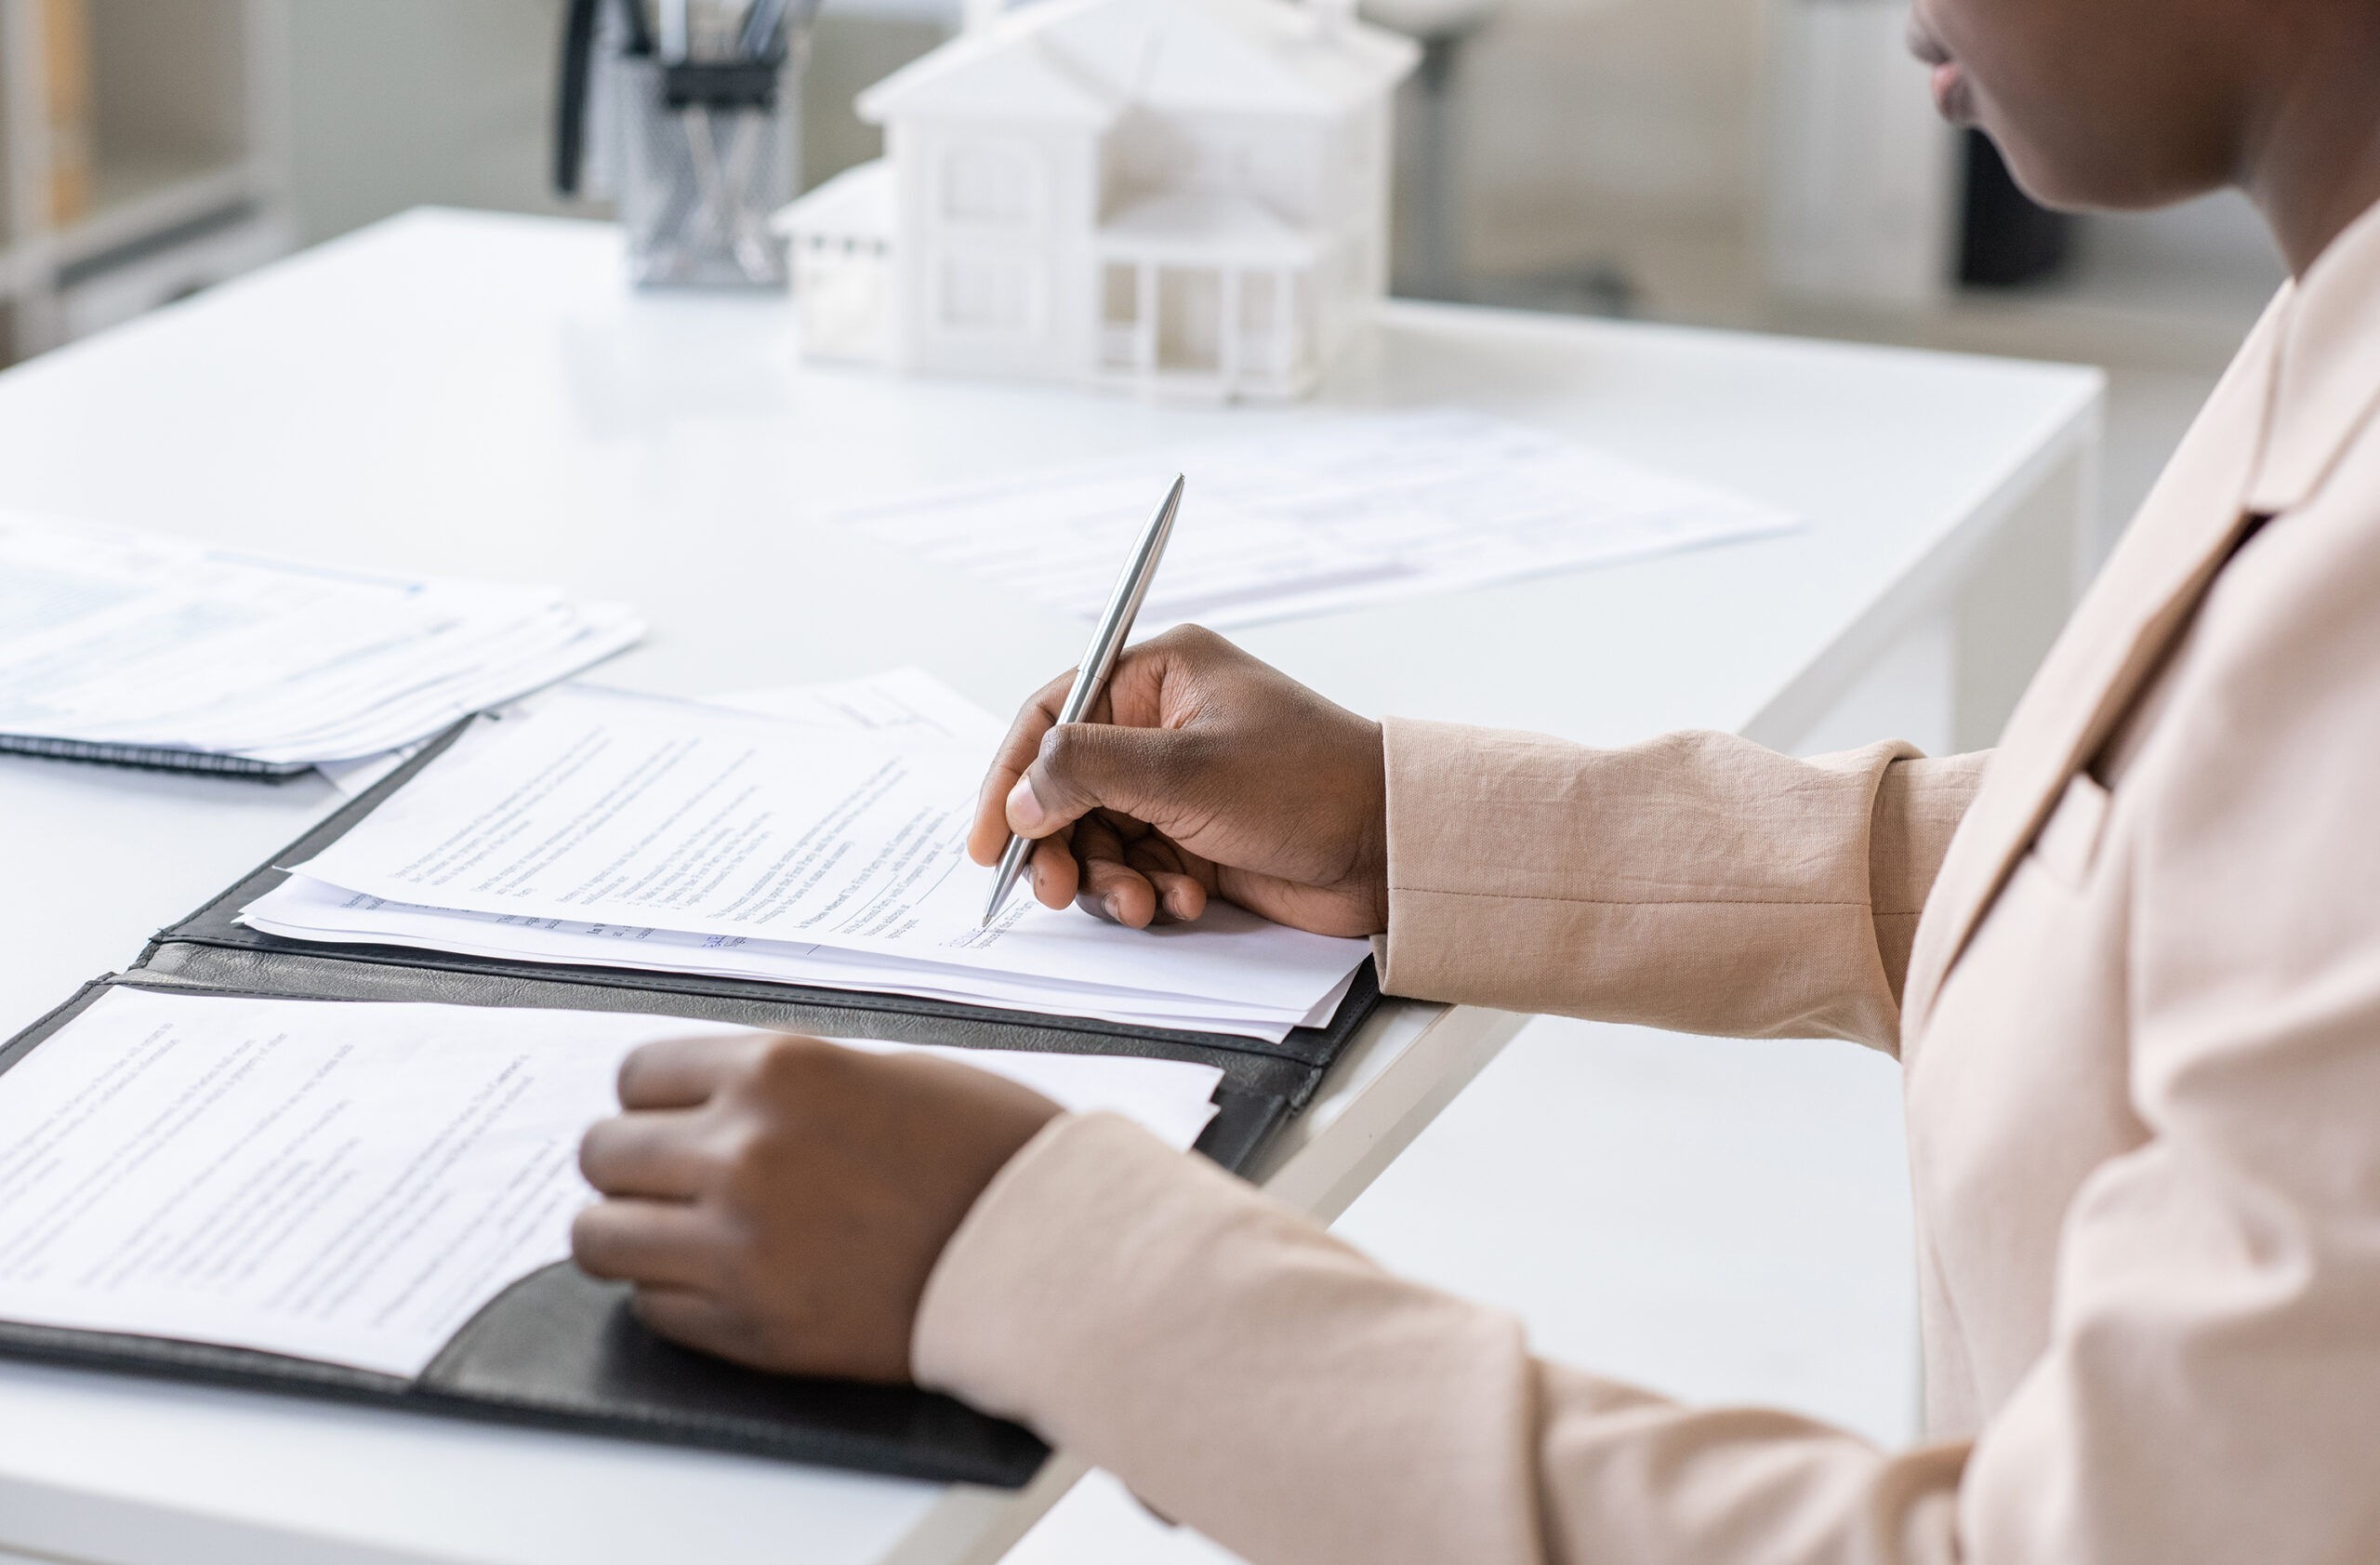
[{"xmin": 571, "ymin": 1031, "xmax": 1062, "ymax": 1381}]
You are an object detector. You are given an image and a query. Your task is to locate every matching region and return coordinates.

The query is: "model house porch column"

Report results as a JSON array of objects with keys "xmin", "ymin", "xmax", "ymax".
[
  {"xmin": 1219, "ymin": 268, "xmax": 1243, "ymax": 394},
  {"xmin": 1135, "ymin": 259, "xmax": 1158, "ymax": 377}
]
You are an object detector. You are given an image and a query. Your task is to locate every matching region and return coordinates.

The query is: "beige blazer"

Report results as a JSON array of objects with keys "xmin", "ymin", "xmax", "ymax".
[{"xmin": 910, "ymin": 199, "xmax": 2380, "ymax": 1564}]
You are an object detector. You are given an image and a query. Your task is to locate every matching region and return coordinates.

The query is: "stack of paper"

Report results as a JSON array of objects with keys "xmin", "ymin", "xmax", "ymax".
[
  {"xmin": 242, "ymin": 683, "xmax": 1372, "ymax": 1042},
  {"xmin": 836, "ymin": 407, "xmax": 1802, "ymax": 631},
  {"xmin": 316, "ymin": 666, "xmax": 1001, "ymax": 799},
  {"xmin": 707, "ymin": 665, "xmax": 1012, "ymax": 745},
  {"xmin": 0, "ymin": 511, "xmax": 641, "ymax": 776},
  {"xmin": 0, "ymin": 988, "xmax": 1227, "ymax": 1377}
]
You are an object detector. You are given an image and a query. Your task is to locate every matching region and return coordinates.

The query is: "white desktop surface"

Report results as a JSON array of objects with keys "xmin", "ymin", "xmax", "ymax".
[{"xmin": 0, "ymin": 209, "xmax": 2100, "ymax": 1565}]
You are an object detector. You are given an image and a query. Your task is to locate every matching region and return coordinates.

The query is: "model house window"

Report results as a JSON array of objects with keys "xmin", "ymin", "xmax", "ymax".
[
  {"xmin": 940, "ymin": 255, "xmax": 1031, "ymax": 332},
  {"xmin": 1157, "ymin": 266, "xmax": 1223, "ymax": 372},
  {"xmin": 942, "ymin": 145, "xmax": 1035, "ymax": 226},
  {"xmin": 1103, "ymin": 264, "xmax": 1140, "ymax": 325}
]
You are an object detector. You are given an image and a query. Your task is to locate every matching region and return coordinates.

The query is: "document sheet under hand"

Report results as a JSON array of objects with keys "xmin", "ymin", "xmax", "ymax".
[
  {"xmin": 707, "ymin": 667, "xmax": 1008, "ymax": 745},
  {"xmin": 0, "ymin": 989, "xmax": 1224, "ymax": 1378},
  {"xmin": 835, "ymin": 408, "xmax": 1801, "ymax": 632},
  {"xmin": 245, "ymin": 684, "xmax": 1371, "ymax": 1041},
  {"xmin": 0, "ymin": 511, "xmax": 641, "ymax": 771}
]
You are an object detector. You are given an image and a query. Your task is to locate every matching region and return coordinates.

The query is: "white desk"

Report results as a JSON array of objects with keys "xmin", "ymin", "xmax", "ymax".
[{"xmin": 0, "ymin": 209, "xmax": 2100, "ymax": 1565}]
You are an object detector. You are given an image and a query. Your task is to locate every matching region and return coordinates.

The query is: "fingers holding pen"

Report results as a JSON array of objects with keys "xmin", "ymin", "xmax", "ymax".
[
  {"xmin": 967, "ymin": 631, "xmax": 1205, "ymax": 866},
  {"xmin": 974, "ymin": 710, "xmax": 1201, "ymax": 935},
  {"xmin": 1009, "ymin": 723, "xmax": 1189, "ymax": 840},
  {"xmin": 1072, "ymin": 810, "xmax": 1158, "ymax": 926},
  {"xmin": 968, "ymin": 694, "xmax": 1106, "ymax": 914},
  {"xmin": 1051, "ymin": 814, "xmax": 1210, "ymax": 927},
  {"xmin": 1025, "ymin": 830, "xmax": 1081, "ymax": 910},
  {"xmin": 967, "ymin": 665, "xmax": 1083, "ymax": 866},
  {"xmin": 1124, "ymin": 831, "xmax": 1211, "ymax": 922},
  {"xmin": 976, "ymin": 711, "xmax": 1220, "ymax": 924}
]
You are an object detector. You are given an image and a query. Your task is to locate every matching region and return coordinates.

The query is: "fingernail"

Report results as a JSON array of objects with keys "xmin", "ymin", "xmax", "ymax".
[
  {"xmin": 1007, "ymin": 775, "xmax": 1050, "ymax": 832},
  {"xmin": 1102, "ymin": 894, "xmax": 1122, "ymax": 922}
]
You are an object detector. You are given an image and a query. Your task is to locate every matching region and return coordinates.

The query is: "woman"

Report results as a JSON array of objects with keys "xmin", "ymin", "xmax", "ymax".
[{"xmin": 569, "ymin": 0, "xmax": 2380, "ymax": 1557}]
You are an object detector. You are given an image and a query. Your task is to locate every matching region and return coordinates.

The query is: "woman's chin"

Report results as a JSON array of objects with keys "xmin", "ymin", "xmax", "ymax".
[{"xmin": 1977, "ymin": 137, "xmax": 2099, "ymax": 217}]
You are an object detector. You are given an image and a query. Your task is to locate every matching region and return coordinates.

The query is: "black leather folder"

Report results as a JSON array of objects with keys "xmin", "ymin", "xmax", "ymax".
[{"xmin": 0, "ymin": 720, "xmax": 1383, "ymax": 1488}]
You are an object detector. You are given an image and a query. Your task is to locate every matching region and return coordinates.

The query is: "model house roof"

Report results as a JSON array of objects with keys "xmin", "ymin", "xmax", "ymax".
[
  {"xmin": 857, "ymin": 27, "xmax": 1121, "ymax": 126},
  {"xmin": 1098, "ymin": 190, "xmax": 1317, "ymax": 262},
  {"xmin": 773, "ymin": 160, "xmax": 894, "ymax": 240},
  {"xmin": 858, "ymin": 0, "xmax": 1417, "ymax": 125}
]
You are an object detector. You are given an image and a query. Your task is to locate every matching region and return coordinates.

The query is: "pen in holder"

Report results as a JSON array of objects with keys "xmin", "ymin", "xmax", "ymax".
[{"xmin": 556, "ymin": 0, "xmax": 809, "ymax": 288}]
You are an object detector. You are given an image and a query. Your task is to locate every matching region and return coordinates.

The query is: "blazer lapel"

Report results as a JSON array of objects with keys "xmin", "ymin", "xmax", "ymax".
[
  {"xmin": 1897, "ymin": 299, "xmax": 2284, "ymax": 1037},
  {"xmin": 1902, "ymin": 195, "xmax": 2380, "ymax": 1041}
]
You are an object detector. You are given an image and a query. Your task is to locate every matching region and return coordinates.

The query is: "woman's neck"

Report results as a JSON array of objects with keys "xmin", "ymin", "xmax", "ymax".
[{"xmin": 2239, "ymin": 19, "xmax": 2380, "ymax": 275}]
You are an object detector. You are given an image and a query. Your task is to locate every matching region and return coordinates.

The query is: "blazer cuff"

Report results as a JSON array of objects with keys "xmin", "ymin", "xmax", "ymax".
[
  {"xmin": 910, "ymin": 1109, "xmax": 1117, "ymax": 1418},
  {"xmin": 1376, "ymin": 716, "xmax": 1911, "ymax": 1043}
]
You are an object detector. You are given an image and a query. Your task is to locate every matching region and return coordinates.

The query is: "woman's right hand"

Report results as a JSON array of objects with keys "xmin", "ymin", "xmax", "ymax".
[{"xmin": 965, "ymin": 627, "xmax": 1391, "ymax": 938}]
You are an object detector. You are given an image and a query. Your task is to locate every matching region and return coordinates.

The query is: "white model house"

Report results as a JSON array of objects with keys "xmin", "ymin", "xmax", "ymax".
[{"xmin": 776, "ymin": 0, "xmax": 1417, "ymax": 400}]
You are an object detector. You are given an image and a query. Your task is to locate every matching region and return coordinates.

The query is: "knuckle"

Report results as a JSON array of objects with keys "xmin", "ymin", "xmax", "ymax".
[
  {"xmin": 744, "ymin": 1032, "xmax": 828, "ymax": 1093},
  {"xmin": 714, "ymin": 1137, "xmax": 778, "ymax": 1208},
  {"xmin": 569, "ymin": 1206, "xmax": 617, "ymax": 1269},
  {"xmin": 576, "ymin": 1122, "xmax": 618, "ymax": 1183},
  {"xmin": 668, "ymin": 1122, "xmax": 727, "ymax": 1185},
  {"xmin": 614, "ymin": 1046, "xmax": 657, "ymax": 1099},
  {"xmin": 1040, "ymin": 665, "xmax": 1078, "ymax": 699},
  {"xmin": 1035, "ymin": 727, "xmax": 1094, "ymax": 795},
  {"xmin": 1002, "ymin": 710, "xmax": 1052, "ymax": 762},
  {"xmin": 757, "ymin": 1033, "xmax": 842, "ymax": 1091}
]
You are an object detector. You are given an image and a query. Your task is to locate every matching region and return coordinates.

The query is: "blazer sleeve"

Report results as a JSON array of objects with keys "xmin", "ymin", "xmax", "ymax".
[
  {"xmin": 1374, "ymin": 720, "xmax": 1988, "ymax": 1050},
  {"xmin": 914, "ymin": 1112, "xmax": 1972, "ymax": 1565}
]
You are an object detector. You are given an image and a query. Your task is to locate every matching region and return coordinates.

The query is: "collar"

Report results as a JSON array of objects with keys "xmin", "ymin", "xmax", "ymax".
[{"xmin": 2245, "ymin": 195, "xmax": 2380, "ymax": 513}]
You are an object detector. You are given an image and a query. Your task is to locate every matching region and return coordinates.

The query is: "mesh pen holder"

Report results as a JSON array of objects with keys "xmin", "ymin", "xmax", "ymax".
[{"xmin": 615, "ymin": 56, "xmax": 798, "ymax": 288}]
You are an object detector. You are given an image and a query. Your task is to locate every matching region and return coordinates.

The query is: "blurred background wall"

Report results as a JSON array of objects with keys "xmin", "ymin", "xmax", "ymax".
[
  {"xmin": 284, "ymin": 0, "xmax": 577, "ymax": 243},
  {"xmin": 0, "ymin": 0, "xmax": 2285, "ymax": 541}
]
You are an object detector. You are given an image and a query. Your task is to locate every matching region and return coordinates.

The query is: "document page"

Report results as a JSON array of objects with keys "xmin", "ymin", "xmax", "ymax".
[
  {"xmin": 0, "ymin": 989, "xmax": 1223, "ymax": 1377},
  {"xmin": 244, "ymin": 874, "xmax": 1349, "ymax": 1041},
  {"xmin": 296, "ymin": 688, "xmax": 1371, "ymax": 1013},
  {"xmin": 709, "ymin": 668, "xmax": 1007, "ymax": 745},
  {"xmin": 0, "ymin": 989, "xmax": 664, "ymax": 1377},
  {"xmin": 316, "ymin": 669, "xmax": 1002, "ymax": 799},
  {"xmin": 0, "ymin": 510, "xmax": 640, "ymax": 764},
  {"xmin": 835, "ymin": 408, "xmax": 1801, "ymax": 631}
]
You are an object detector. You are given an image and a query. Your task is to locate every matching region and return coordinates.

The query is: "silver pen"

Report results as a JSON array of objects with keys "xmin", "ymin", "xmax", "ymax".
[{"xmin": 981, "ymin": 473, "xmax": 1187, "ymax": 926}]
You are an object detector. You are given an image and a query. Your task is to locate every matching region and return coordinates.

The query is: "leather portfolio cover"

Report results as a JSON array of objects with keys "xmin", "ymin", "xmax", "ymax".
[{"xmin": 0, "ymin": 722, "xmax": 1385, "ymax": 1487}]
